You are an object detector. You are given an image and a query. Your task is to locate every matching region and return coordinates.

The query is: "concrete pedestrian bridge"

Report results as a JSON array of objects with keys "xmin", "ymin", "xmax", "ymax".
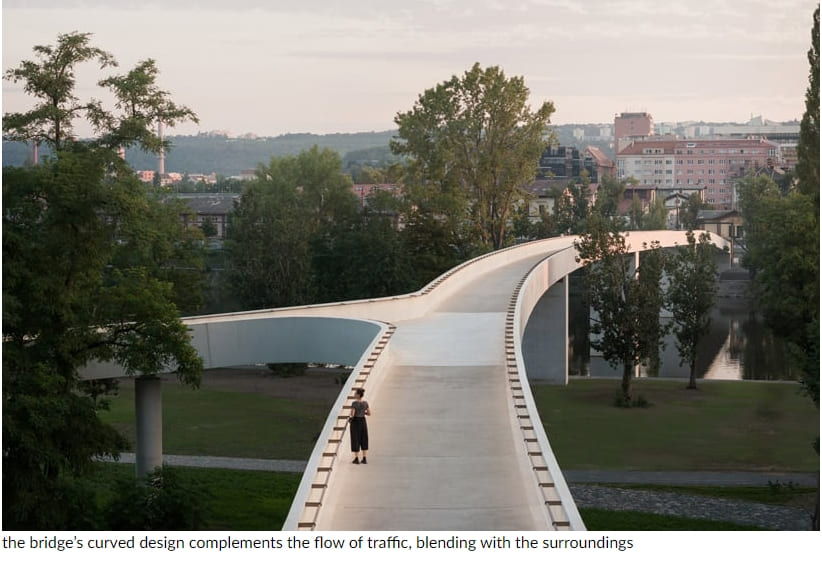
[{"xmin": 81, "ymin": 231, "xmax": 728, "ymax": 531}]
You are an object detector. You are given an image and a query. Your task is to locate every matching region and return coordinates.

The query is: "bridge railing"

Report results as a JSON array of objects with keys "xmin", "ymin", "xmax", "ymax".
[
  {"xmin": 508, "ymin": 244, "xmax": 586, "ymax": 531},
  {"xmin": 283, "ymin": 322, "xmax": 396, "ymax": 530}
]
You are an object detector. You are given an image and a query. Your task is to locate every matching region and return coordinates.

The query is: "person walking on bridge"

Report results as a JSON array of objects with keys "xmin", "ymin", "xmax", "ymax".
[{"xmin": 349, "ymin": 388, "xmax": 371, "ymax": 464}]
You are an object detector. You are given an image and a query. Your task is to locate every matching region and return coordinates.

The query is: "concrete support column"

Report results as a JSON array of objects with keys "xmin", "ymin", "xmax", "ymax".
[
  {"xmin": 522, "ymin": 275, "xmax": 569, "ymax": 384},
  {"xmin": 135, "ymin": 375, "xmax": 163, "ymax": 478}
]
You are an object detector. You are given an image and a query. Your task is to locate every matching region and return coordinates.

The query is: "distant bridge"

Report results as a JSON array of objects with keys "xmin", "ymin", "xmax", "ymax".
[{"xmin": 81, "ymin": 231, "xmax": 729, "ymax": 531}]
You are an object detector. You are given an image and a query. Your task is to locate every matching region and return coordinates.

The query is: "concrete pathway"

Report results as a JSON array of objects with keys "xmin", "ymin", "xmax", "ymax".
[{"xmin": 316, "ymin": 254, "xmax": 551, "ymax": 530}]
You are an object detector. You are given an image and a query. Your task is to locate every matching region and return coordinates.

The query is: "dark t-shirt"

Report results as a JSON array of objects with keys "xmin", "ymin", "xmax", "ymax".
[{"xmin": 352, "ymin": 400, "xmax": 369, "ymax": 418}]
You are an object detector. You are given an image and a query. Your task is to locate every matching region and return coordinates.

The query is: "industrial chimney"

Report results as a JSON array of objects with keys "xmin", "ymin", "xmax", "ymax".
[{"xmin": 158, "ymin": 121, "xmax": 165, "ymax": 176}]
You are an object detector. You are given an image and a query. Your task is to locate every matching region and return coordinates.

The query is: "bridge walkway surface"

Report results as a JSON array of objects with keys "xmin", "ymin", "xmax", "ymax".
[{"xmin": 317, "ymin": 254, "xmax": 553, "ymax": 530}]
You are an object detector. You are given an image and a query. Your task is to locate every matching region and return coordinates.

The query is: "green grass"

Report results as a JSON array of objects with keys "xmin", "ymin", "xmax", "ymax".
[
  {"xmin": 101, "ymin": 379, "xmax": 333, "ymax": 460},
  {"xmin": 94, "ymin": 463, "xmax": 301, "ymax": 530},
  {"xmin": 578, "ymin": 508, "xmax": 763, "ymax": 530},
  {"xmin": 532, "ymin": 379, "xmax": 819, "ymax": 472}
]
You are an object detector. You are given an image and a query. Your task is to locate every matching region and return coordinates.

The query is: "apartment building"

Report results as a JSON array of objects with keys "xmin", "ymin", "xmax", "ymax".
[
  {"xmin": 614, "ymin": 112, "xmax": 654, "ymax": 152},
  {"xmin": 616, "ymin": 138, "xmax": 780, "ymax": 208}
]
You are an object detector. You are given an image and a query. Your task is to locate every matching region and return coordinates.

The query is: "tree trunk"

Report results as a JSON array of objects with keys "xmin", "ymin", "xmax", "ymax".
[
  {"xmin": 687, "ymin": 359, "xmax": 698, "ymax": 390},
  {"xmin": 621, "ymin": 363, "xmax": 633, "ymax": 404}
]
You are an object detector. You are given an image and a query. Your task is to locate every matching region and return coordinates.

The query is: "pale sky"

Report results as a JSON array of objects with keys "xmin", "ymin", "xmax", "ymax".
[{"xmin": 2, "ymin": 0, "xmax": 819, "ymax": 138}]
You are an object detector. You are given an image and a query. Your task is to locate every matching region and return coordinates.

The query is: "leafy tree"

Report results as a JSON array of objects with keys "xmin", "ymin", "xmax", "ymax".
[
  {"xmin": 575, "ymin": 214, "xmax": 667, "ymax": 404},
  {"xmin": 312, "ymin": 207, "xmax": 416, "ymax": 302},
  {"xmin": 392, "ymin": 63, "xmax": 554, "ymax": 250},
  {"xmin": 554, "ymin": 172, "xmax": 592, "ymax": 235},
  {"xmin": 796, "ymin": 6, "xmax": 819, "ymax": 208},
  {"xmin": 104, "ymin": 466, "xmax": 209, "ymax": 530},
  {"xmin": 2, "ymin": 31, "xmax": 117, "ymax": 149},
  {"xmin": 739, "ymin": 173, "xmax": 818, "ymax": 401},
  {"xmin": 667, "ymin": 231, "xmax": 718, "ymax": 389},
  {"xmin": 400, "ymin": 207, "xmax": 466, "ymax": 287},
  {"xmin": 224, "ymin": 146, "xmax": 359, "ymax": 309},
  {"xmin": 224, "ymin": 159, "xmax": 317, "ymax": 309},
  {"xmin": 2, "ymin": 32, "xmax": 202, "ymax": 529},
  {"xmin": 680, "ymin": 193, "xmax": 713, "ymax": 231},
  {"xmin": 593, "ymin": 175, "xmax": 629, "ymax": 225},
  {"xmin": 200, "ymin": 216, "xmax": 218, "ymax": 238}
]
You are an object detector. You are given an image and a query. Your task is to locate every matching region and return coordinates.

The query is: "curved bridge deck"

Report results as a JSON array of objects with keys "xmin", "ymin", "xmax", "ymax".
[
  {"xmin": 80, "ymin": 231, "xmax": 728, "ymax": 531},
  {"xmin": 315, "ymin": 253, "xmax": 556, "ymax": 530}
]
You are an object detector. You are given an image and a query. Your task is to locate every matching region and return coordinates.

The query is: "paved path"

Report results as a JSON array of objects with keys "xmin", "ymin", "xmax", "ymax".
[
  {"xmin": 318, "ymin": 254, "xmax": 554, "ymax": 530},
  {"xmin": 112, "ymin": 453, "xmax": 818, "ymax": 530}
]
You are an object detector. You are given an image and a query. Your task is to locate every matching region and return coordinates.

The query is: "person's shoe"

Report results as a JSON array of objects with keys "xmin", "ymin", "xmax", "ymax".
[
  {"xmin": 352, "ymin": 458, "xmax": 360, "ymax": 464},
  {"xmin": 361, "ymin": 457, "xmax": 367, "ymax": 464}
]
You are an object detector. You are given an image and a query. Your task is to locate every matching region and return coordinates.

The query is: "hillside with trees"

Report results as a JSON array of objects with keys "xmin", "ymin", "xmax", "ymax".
[{"xmin": 3, "ymin": 130, "xmax": 398, "ymax": 176}]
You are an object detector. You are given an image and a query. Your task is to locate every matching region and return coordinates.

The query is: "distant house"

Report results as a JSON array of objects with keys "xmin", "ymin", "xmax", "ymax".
[
  {"xmin": 697, "ymin": 209, "xmax": 744, "ymax": 240},
  {"xmin": 351, "ymin": 183, "xmax": 402, "ymax": 207},
  {"xmin": 166, "ymin": 193, "xmax": 240, "ymax": 239}
]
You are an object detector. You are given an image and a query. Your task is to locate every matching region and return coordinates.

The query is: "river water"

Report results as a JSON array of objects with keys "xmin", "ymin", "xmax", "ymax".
[{"xmin": 566, "ymin": 272, "xmax": 801, "ymax": 381}]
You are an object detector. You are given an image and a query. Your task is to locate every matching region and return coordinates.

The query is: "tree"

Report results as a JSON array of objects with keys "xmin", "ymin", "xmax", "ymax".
[
  {"xmin": 224, "ymin": 147, "xmax": 358, "ymax": 309},
  {"xmin": 3, "ymin": 31, "xmax": 116, "ymax": 149},
  {"xmin": 312, "ymin": 206, "xmax": 416, "ymax": 302},
  {"xmin": 796, "ymin": 7, "xmax": 819, "ymax": 208},
  {"xmin": 224, "ymin": 158, "xmax": 317, "ymax": 309},
  {"xmin": 739, "ymin": 173, "xmax": 818, "ymax": 401},
  {"xmin": 2, "ymin": 33, "xmax": 202, "ymax": 529},
  {"xmin": 554, "ymin": 171, "xmax": 592, "ymax": 235},
  {"xmin": 575, "ymin": 214, "xmax": 667, "ymax": 404},
  {"xmin": 680, "ymin": 193, "xmax": 713, "ymax": 231},
  {"xmin": 392, "ymin": 63, "xmax": 554, "ymax": 250},
  {"xmin": 667, "ymin": 231, "xmax": 718, "ymax": 389},
  {"xmin": 200, "ymin": 215, "xmax": 218, "ymax": 238},
  {"xmin": 592, "ymin": 175, "xmax": 629, "ymax": 227},
  {"xmin": 94, "ymin": 58, "xmax": 197, "ymax": 153}
]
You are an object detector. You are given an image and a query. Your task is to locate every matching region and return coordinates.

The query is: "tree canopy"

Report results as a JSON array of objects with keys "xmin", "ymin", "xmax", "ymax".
[{"xmin": 391, "ymin": 63, "xmax": 554, "ymax": 251}]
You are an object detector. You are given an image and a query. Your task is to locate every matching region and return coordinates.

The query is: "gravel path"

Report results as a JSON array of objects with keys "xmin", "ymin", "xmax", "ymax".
[{"xmin": 569, "ymin": 484, "xmax": 814, "ymax": 531}]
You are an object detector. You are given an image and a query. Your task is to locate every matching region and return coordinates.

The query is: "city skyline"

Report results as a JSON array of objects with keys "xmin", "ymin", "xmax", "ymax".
[{"xmin": 2, "ymin": 0, "xmax": 818, "ymax": 139}]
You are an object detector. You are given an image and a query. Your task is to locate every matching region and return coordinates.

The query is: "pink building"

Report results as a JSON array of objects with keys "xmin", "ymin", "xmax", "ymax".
[
  {"xmin": 616, "ymin": 138, "xmax": 780, "ymax": 209},
  {"xmin": 136, "ymin": 170, "xmax": 156, "ymax": 183},
  {"xmin": 614, "ymin": 112, "xmax": 654, "ymax": 151}
]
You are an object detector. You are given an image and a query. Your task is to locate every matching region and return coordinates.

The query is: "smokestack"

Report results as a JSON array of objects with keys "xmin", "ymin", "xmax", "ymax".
[
  {"xmin": 158, "ymin": 121, "xmax": 165, "ymax": 176},
  {"xmin": 32, "ymin": 142, "xmax": 39, "ymax": 165}
]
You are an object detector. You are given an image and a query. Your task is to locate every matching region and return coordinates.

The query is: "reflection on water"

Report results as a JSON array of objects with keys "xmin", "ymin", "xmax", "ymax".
[{"xmin": 568, "ymin": 275, "xmax": 800, "ymax": 381}]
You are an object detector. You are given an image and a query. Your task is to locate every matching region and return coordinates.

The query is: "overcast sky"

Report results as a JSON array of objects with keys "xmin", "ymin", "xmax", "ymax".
[{"xmin": 2, "ymin": 0, "xmax": 818, "ymax": 137}]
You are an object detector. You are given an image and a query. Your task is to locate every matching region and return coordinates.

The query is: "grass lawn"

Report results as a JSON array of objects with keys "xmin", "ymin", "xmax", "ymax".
[
  {"xmin": 101, "ymin": 378, "xmax": 334, "ymax": 460},
  {"xmin": 532, "ymin": 379, "xmax": 819, "ymax": 472},
  {"xmin": 578, "ymin": 508, "xmax": 762, "ymax": 531},
  {"xmin": 96, "ymin": 463, "xmax": 301, "ymax": 530}
]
